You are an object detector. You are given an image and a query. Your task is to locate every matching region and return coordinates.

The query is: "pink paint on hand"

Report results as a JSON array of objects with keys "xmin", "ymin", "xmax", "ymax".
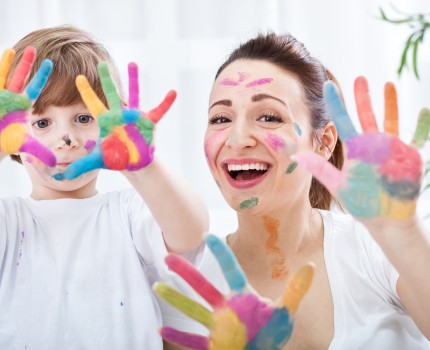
[
  {"xmin": 227, "ymin": 294, "xmax": 274, "ymax": 342},
  {"xmin": 265, "ymin": 133, "xmax": 285, "ymax": 152},
  {"xmin": 378, "ymin": 137, "xmax": 422, "ymax": 182},
  {"xmin": 245, "ymin": 78, "xmax": 273, "ymax": 88},
  {"xmin": 165, "ymin": 254, "xmax": 225, "ymax": 309},
  {"xmin": 8, "ymin": 46, "xmax": 36, "ymax": 93},
  {"xmin": 128, "ymin": 62, "xmax": 139, "ymax": 109},
  {"xmin": 294, "ymin": 152, "xmax": 344, "ymax": 190},
  {"xmin": 84, "ymin": 140, "xmax": 96, "ymax": 152}
]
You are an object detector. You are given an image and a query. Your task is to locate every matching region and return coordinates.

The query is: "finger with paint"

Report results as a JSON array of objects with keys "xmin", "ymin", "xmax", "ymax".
[
  {"xmin": 64, "ymin": 61, "xmax": 177, "ymax": 179},
  {"xmin": 294, "ymin": 77, "xmax": 430, "ymax": 220},
  {"xmin": 154, "ymin": 234, "xmax": 314, "ymax": 350},
  {"xmin": 0, "ymin": 46, "xmax": 55, "ymax": 166}
]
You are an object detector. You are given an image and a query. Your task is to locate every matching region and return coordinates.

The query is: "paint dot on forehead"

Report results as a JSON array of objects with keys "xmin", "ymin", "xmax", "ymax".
[
  {"xmin": 220, "ymin": 79, "xmax": 239, "ymax": 86},
  {"xmin": 245, "ymin": 78, "xmax": 273, "ymax": 88},
  {"xmin": 265, "ymin": 133, "xmax": 285, "ymax": 152},
  {"xmin": 239, "ymin": 197, "xmax": 258, "ymax": 209}
]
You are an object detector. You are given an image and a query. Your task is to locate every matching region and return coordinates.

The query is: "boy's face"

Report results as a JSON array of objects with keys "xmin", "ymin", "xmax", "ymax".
[{"xmin": 21, "ymin": 103, "xmax": 100, "ymax": 199}]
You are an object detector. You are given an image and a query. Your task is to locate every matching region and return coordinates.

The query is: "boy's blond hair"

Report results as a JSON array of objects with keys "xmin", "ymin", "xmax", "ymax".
[{"xmin": 10, "ymin": 25, "xmax": 123, "ymax": 163}]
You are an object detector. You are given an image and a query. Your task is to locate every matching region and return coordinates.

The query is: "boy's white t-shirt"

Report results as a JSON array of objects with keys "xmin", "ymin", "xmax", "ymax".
[
  {"xmin": 161, "ymin": 210, "xmax": 429, "ymax": 349},
  {"xmin": 0, "ymin": 189, "xmax": 192, "ymax": 350}
]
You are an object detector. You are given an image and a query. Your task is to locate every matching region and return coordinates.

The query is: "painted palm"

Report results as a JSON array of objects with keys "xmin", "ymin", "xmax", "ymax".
[
  {"xmin": 64, "ymin": 62, "xmax": 176, "ymax": 179},
  {"xmin": 296, "ymin": 77, "xmax": 430, "ymax": 220},
  {"xmin": 0, "ymin": 46, "xmax": 54, "ymax": 165},
  {"xmin": 154, "ymin": 234, "xmax": 314, "ymax": 350}
]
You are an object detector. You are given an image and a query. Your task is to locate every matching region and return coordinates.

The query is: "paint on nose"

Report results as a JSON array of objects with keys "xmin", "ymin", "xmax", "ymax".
[{"xmin": 63, "ymin": 135, "xmax": 71, "ymax": 146}]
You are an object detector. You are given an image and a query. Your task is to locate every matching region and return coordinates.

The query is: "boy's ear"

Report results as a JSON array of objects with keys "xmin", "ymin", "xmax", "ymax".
[{"xmin": 316, "ymin": 121, "xmax": 338, "ymax": 160}]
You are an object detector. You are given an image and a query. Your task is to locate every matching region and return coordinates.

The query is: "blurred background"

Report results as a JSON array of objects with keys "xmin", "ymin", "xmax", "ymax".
[{"xmin": 1, "ymin": 0, "xmax": 429, "ymax": 232}]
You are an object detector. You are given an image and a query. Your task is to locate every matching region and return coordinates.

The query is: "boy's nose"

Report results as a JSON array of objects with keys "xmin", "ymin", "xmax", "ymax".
[{"xmin": 55, "ymin": 134, "xmax": 78, "ymax": 150}]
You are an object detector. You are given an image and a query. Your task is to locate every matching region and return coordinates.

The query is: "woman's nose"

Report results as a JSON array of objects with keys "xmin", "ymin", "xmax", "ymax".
[
  {"xmin": 54, "ymin": 134, "xmax": 79, "ymax": 150},
  {"xmin": 225, "ymin": 121, "xmax": 256, "ymax": 149}
]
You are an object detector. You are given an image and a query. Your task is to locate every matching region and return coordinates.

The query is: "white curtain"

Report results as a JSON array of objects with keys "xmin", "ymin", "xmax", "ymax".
[{"xmin": 1, "ymin": 0, "xmax": 429, "ymax": 231}]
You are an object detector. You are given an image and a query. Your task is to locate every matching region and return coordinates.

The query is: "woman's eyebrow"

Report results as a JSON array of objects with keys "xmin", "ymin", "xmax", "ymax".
[
  {"xmin": 209, "ymin": 99, "xmax": 232, "ymax": 111},
  {"xmin": 251, "ymin": 93, "xmax": 286, "ymax": 106}
]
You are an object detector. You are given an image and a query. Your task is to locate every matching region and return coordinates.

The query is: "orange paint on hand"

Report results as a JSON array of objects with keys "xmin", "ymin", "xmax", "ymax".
[
  {"xmin": 263, "ymin": 216, "xmax": 289, "ymax": 280},
  {"xmin": 384, "ymin": 83, "xmax": 399, "ymax": 136}
]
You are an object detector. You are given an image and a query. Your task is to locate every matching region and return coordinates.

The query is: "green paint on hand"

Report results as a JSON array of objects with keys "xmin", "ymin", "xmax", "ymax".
[
  {"xmin": 239, "ymin": 197, "xmax": 258, "ymax": 209},
  {"xmin": 286, "ymin": 162, "xmax": 297, "ymax": 174}
]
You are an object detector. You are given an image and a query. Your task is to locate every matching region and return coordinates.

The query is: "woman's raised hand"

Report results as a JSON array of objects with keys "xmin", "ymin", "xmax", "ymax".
[
  {"xmin": 0, "ymin": 46, "xmax": 55, "ymax": 165},
  {"xmin": 64, "ymin": 62, "xmax": 176, "ymax": 179},
  {"xmin": 296, "ymin": 76, "xmax": 430, "ymax": 222},
  {"xmin": 154, "ymin": 234, "xmax": 314, "ymax": 350}
]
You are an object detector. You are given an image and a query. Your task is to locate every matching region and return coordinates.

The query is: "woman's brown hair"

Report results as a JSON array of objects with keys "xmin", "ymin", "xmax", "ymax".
[{"xmin": 215, "ymin": 32, "xmax": 344, "ymax": 210}]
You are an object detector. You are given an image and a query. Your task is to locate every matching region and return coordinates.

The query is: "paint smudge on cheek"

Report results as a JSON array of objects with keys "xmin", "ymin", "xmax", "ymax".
[
  {"xmin": 293, "ymin": 123, "xmax": 302, "ymax": 136},
  {"xmin": 263, "ymin": 216, "xmax": 288, "ymax": 280},
  {"xmin": 204, "ymin": 132, "xmax": 222, "ymax": 171},
  {"xmin": 286, "ymin": 162, "xmax": 297, "ymax": 174},
  {"xmin": 239, "ymin": 197, "xmax": 258, "ymax": 209},
  {"xmin": 265, "ymin": 133, "xmax": 285, "ymax": 152},
  {"xmin": 85, "ymin": 140, "xmax": 96, "ymax": 152},
  {"xmin": 16, "ymin": 231, "xmax": 25, "ymax": 266},
  {"xmin": 245, "ymin": 78, "xmax": 273, "ymax": 88}
]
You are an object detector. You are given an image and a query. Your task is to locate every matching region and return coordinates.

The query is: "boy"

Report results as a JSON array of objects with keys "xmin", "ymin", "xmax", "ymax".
[{"xmin": 0, "ymin": 25, "xmax": 208, "ymax": 349}]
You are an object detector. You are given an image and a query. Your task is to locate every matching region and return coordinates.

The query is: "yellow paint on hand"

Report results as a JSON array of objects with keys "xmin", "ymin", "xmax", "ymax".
[
  {"xmin": 1, "ymin": 123, "xmax": 25, "ymax": 153},
  {"xmin": 380, "ymin": 192, "xmax": 416, "ymax": 220},
  {"xmin": 209, "ymin": 308, "xmax": 247, "ymax": 350},
  {"xmin": 75, "ymin": 75, "xmax": 107, "ymax": 118},
  {"xmin": 278, "ymin": 264, "xmax": 314, "ymax": 314},
  {"xmin": 113, "ymin": 126, "xmax": 139, "ymax": 164}
]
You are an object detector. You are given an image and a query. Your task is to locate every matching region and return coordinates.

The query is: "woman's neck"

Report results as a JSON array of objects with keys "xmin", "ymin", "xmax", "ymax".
[{"xmin": 229, "ymin": 203, "xmax": 324, "ymax": 280}]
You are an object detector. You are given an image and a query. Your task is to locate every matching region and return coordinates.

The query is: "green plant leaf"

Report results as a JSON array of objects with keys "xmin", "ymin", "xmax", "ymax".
[
  {"xmin": 398, "ymin": 32, "xmax": 416, "ymax": 76},
  {"xmin": 412, "ymin": 32, "xmax": 424, "ymax": 79}
]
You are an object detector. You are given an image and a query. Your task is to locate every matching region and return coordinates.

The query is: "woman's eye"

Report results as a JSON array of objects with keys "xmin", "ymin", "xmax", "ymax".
[
  {"xmin": 33, "ymin": 119, "xmax": 51, "ymax": 129},
  {"xmin": 76, "ymin": 114, "xmax": 93, "ymax": 124},
  {"xmin": 209, "ymin": 115, "xmax": 231, "ymax": 124},
  {"xmin": 258, "ymin": 113, "xmax": 284, "ymax": 123}
]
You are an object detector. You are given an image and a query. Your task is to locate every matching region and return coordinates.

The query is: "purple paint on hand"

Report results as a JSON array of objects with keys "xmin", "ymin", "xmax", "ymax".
[
  {"xmin": 246, "ymin": 78, "xmax": 273, "ymax": 88},
  {"xmin": 227, "ymin": 294, "xmax": 274, "ymax": 342},
  {"xmin": 346, "ymin": 133, "xmax": 391, "ymax": 164},
  {"xmin": 0, "ymin": 111, "xmax": 28, "ymax": 132},
  {"xmin": 124, "ymin": 123, "xmax": 153, "ymax": 170}
]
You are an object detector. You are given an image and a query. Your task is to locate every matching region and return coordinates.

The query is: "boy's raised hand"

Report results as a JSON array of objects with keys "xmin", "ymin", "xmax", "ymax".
[
  {"xmin": 64, "ymin": 62, "xmax": 176, "ymax": 179},
  {"xmin": 295, "ymin": 77, "xmax": 430, "ymax": 222},
  {"xmin": 154, "ymin": 234, "xmax": 314, "ymax": 350},
  {"xmin": 0, "ymin": 46, "xmax": 55, "ymax": 165}
]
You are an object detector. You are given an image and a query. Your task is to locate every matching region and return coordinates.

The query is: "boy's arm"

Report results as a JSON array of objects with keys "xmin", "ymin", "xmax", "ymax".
[
  {"xmin": 64, "ymin": 62, "xmax": 208, "ymax": 253},
  {"xmin": 124, "ymin": 159, "xmax": 208, "ymax": 253}
]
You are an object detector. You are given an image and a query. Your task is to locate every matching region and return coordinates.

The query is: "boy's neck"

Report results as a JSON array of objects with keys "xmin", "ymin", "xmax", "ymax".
[{"xmin": 30, "ymin": 178, "xmax": 98, "ymax": 200}]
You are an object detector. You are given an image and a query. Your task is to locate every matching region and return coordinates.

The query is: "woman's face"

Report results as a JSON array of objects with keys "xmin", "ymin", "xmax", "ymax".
[{"xmin": 205, "ymin": 59, "xmax": 318, "ymax": 214}]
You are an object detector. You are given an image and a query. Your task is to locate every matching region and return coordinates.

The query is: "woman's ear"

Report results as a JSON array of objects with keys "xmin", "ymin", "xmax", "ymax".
[{"xmin": 316, "ymin": 121, "xmax": 338, "ymax": 160}]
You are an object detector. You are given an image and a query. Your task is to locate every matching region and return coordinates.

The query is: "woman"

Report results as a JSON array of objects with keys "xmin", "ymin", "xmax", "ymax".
[{"xmin": 160, "ymin": 32, "xmax": 430, "ymax": 349}]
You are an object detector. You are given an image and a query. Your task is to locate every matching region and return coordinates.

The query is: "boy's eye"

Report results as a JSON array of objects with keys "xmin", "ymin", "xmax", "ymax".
[
  {"xmin": 33, "ymin": 119, "xmax": 50, "ymax": 129},
  {"xmin": 76, "ymin": 114, "xmax": 93, "ymax": 124},
  {"xmin": 209, "ymin": 115, "xmax": 231, "ymax": 124},
  {"xmin": 257, "ymin": 113, "xmax": 284, "ymax": 123}
]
